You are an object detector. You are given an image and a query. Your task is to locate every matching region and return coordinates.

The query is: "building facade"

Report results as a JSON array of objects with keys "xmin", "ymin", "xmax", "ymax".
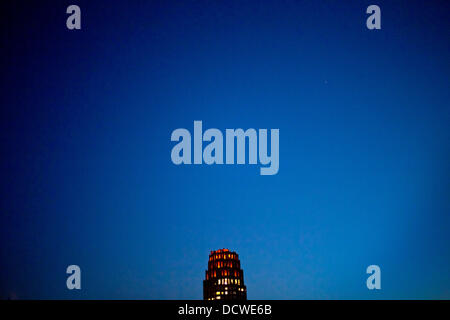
[{"xmin": 203, "ymin": 248, "xmax": 247, "ymax": 300}]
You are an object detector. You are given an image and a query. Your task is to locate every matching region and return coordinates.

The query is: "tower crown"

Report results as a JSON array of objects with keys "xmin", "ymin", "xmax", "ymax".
[{"xmin": 203, "ymin": 249, "xmax": 247, "ymax": 300}]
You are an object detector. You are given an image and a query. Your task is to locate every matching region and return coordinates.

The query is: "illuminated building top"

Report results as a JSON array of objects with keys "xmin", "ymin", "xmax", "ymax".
[{"xmin": 203, "ymin": 249, "xmax": 247, "ymax": 300}]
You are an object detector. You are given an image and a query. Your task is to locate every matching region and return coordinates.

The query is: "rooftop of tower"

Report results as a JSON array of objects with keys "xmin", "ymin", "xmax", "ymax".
[
  {"xmin": 210, "ymin": 248, "xmax": 230, "ymax": 254},
  {"xmin": 208, "ymin": 249, "xmax": 240, "ymax": 262}
]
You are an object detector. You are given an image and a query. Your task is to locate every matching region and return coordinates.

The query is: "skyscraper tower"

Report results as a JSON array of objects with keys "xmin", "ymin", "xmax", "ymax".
[{"xmin": 203, "ymin": 249, "xmax": 247, "ymax": 300}]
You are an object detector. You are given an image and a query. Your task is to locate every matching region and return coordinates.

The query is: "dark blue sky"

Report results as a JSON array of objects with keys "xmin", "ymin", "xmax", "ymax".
[{"xmin": 1, "ymin": 0, "xmax": 449, "ymax": 299}]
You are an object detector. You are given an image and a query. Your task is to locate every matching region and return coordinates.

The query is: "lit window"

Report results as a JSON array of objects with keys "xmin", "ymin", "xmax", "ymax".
[{"xmin": 218, "ymin": 279, "xmax": 221, "ymax": 285}]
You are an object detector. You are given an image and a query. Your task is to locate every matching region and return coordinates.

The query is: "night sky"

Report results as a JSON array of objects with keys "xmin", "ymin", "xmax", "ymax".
[{"xmin": 0, "ymin": 0, "xmax": 449, "ymax": 299}]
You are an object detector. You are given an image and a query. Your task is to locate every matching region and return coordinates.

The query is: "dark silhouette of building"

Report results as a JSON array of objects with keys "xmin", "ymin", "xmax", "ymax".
[{"xmin": 203, "ymin": 248, "xmax": 247, "ymax": 300}]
